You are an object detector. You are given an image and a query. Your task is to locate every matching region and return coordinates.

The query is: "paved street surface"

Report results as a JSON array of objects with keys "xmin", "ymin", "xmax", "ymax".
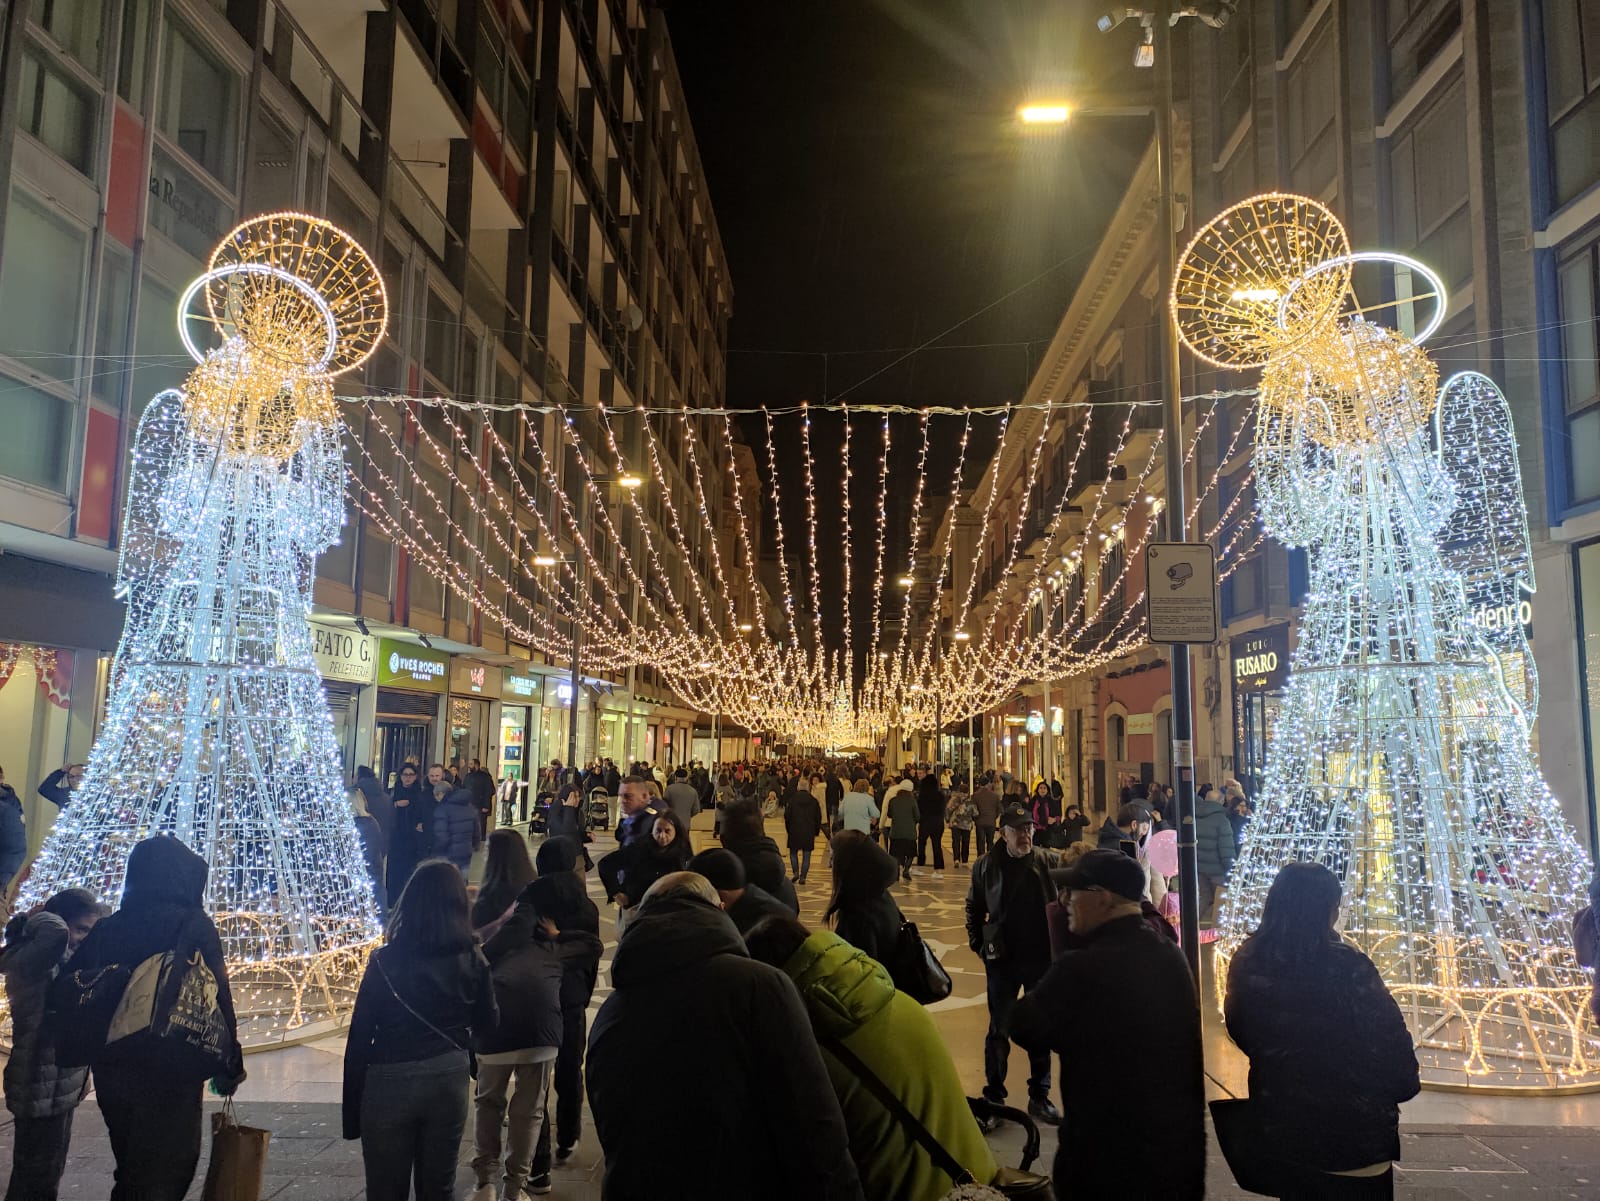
[{"xmin": 6, "ymin": 826, "xmax": 1600, "ymax": 1198}]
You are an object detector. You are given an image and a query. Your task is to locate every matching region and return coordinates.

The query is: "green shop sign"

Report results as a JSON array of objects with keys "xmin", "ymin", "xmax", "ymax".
[{"xmin": 377, "ymin": 638, "xmax": 449, "ymax": 692}]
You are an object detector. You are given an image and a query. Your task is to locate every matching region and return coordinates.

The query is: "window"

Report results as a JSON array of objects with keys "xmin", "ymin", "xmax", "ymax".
[
  {"xmin": 0, "ymin": 192, "xmax": 89, "ymax": 384},
  {"xmin": 158, "ymin": 20, "xmax": 239, "ymax": 187},
  {"xmin": 1562, "ymin": 241, "xmax": 1600, "ymax": 504},
  {"xmin": 92, "ymin": 242, "xmax": 133, "ymax": 407},
  {"xmin": 1387, "ymin": 0, "xmax": 1460, "ymax": 99},
  {"xmin": 117, "ymin": 0, "xmax": 150, "ymax": 105},
  {"xmin": 1217, "ymin": 139, "xmax": 1255, "ymax": 207},
  {"xmin": 1108, "ymin": 714, "xmax": 1127, "ymax": 764},
  {"xmin": 1215, "ymin": 5, "xmax": 1250, "ymax": 137},
  {"xmin": 1285, "ymin": 22, "xmax": 1338, "ymax": 196},
  {"xmin": 0, "ymin": 379, "xmax": 72, "ymax": 490},
  {"xmin": 245, "ymin": 106, "xmax": 299, "ymax": 214},
  {"xmin": 34, "ymin": 0, "xmax": 103, "ymax": 72},
  {"xmin": 423, "ymin": 287, "xmax": 459, "ymax": 390},
  {"xmin": 1545, "ymin": 0, "xmax": 1600, "ymax": 206},
  {"xmin": 17, "ymin": 44, "xmax": 97, "ymax": 173},
  {"xmin": 130, "ymin": 275, "xmax": 185, "ymax": 421},
  {"xmin": 1388, "ymin": 75, "xmax": 1471, "ymax": 288}
]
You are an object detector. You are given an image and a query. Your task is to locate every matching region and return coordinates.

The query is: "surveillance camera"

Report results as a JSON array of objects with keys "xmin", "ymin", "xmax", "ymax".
[{"xmin": 1097, "ymin": 7, "xmax": 1141, "ymax": 33}]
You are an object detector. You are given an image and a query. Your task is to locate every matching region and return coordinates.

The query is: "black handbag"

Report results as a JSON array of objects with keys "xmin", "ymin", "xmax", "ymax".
[
  {"xmin": 826, "ymin": 1038, "xmax": 1055, "ymax": 1200},
  {"xmin": 1208, "ymin": 1099, "xmax": 1291, "ymax": 1196},
  {"xmin": 886, "ymin": 911, "xmax": 953, "ymax": 1004}
]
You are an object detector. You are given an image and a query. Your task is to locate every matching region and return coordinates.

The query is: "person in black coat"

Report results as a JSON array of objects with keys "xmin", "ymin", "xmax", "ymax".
[
  {"xmin": 524, "ymin": 837, "xmax": 603, "ymax": 1173},
  {"xmin": 720, "ymin": 798, "xmax": 799, "ymax": 912},
  {"xmin": 1009, "ymin": 850, "xmax": 1205, "ymax": 1200},
  {"xmin": 824, "ymin": 831, "xmax": 902, "ymax": 965},
  {"xmin": 914, "ymin": 772, "xmax": 946, "ymax": 871},
  {"xmin": 464, "ymin": 760, "xmax": 496, "ymax": 839},
  {"xmin": 386, "ymin": 763, "xmax": 433, "ymax": 905},
  {"xmin": 597, "ymin": 809, "xmax": 692, "ymax": 912},
  {"xmin": 62, "ymin": 836, "xmax": 244, "ymax": 1200},
  {"xmin": 690, "ymin": 848, "xmax": 794, "ymax": 934},
  {"xmin": 1224, "ymin": 862, "xmax": 1420, "ymax": 1197},
  {"xmin": 586, "ymin": 874, "xmax": 863, "ymax": 1201},
  {"xmin": 784, "ymin": 783, "xmax": 823, "ymax": 885}
]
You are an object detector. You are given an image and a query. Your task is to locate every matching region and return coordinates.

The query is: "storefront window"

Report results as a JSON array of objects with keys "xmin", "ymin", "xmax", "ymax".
[
  {"xmin": 1577, "ymin": 542, "xmax": 1600, "ymax": 837},
  {"xmin": 0, "ymin": 643, "xmax": 78, "ymax": 854},
  {"xmin": 449, "ymin": 697, "xmax": 488, "ymax": 772},
  {"xmin": 1231, "ymin": 624, "xmax": 1291, "ymax": 796}
]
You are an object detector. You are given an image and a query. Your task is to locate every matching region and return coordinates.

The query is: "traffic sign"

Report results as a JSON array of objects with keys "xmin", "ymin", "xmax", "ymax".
[{"xmin": 1145, "ymin": 542, "xmax": 1218, "ymax": 644}]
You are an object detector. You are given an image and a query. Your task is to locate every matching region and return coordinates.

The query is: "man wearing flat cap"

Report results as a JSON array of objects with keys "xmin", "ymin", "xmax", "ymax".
[{"xmin": 1008, "ymin": 849, "xmax": 1205, "ymax": 1200}]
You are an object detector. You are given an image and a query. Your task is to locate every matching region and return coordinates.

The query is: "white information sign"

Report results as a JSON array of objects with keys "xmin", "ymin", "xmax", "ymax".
[{"xmin": 1145, "ymin": 542, "xmax": 1219, "ymax": 644}]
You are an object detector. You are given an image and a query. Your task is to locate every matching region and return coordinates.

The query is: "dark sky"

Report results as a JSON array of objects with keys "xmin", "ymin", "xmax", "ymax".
[{"xmin": 662, "ymin": 0, "xmax": 1151, "ymax": 669}]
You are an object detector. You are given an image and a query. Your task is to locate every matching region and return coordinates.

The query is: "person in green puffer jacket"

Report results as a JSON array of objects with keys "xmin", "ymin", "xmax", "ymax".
[{"xmin": 745, "ymin": 916, "xmax": 999, "ymax": 1201}]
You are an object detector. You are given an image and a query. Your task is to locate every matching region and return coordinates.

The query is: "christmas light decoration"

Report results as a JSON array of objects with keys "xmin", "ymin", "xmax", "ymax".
[
  {"xmin": 19, "ymin": 213, "xmax": 387, "ymax": 1045},
  {"xmin": 1181, "ymin": 194, "xmax": 1600, "ymax": 1090}
]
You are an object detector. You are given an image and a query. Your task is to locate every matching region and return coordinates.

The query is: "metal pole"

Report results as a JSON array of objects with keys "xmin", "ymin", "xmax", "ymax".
[
  {"xmin": 1153, "ymin": 0, "xmax": 1201, "ymax": 981},
  {"xmin": 567, "ymin": 561, "xmax": 582, "ymax": 771},
  {"xmin": 1042, "ymin": 678, "xmax": 1053, "ymax": 786},
  {"xmin": 933, "ymin": 633, "xmax": 942, "ymax": 771}
]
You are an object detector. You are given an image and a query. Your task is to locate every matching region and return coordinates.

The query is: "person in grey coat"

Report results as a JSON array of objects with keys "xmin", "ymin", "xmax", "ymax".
[
  {"xmin": 2, "ymin": 888, "xmax": 107, "ymax": 1201},
  {"xmin": 663, "ymin": 770, "xmax": 701, "ymax": 827},
  {"xmin": 1195, "ymin": 785, "xmax": 1239, "ymax": 921},
  {"xmin": 433, "ymin": 786, "xmax": 483, "ymax": 874}
]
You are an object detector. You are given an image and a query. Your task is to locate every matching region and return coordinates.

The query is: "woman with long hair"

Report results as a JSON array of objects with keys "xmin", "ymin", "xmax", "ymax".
[
  {"xmin": 344, "ymin": 860, "xmax": 498, "ymax": 1201},
  {"xmin": 1224, "ymin": 862, "xmax": 1420, "ymax": 1199},
  {"xmin": 824, "ymin": 830, "xmax": 901, "ymax": 964},
  {"xmin": 471, "ymin": 828, "xmax": 536, "ymax": 934},
  {"xmin": 597, "ymin": 810, "xmax": 692, "ymax": 913}
]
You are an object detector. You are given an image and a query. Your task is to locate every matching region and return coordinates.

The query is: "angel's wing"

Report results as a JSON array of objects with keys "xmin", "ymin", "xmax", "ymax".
[
  {"xmin": 1433, "ymin": 371, "xmax": 1537, "ymax": 715},
  {"xmin": 114, "ymin": 390, "xmax": 190, "ymax": 605}
]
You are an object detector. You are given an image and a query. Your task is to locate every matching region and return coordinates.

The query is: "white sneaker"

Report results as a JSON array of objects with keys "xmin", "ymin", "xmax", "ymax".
[
  {"xmin": 933, "ymin": 870, "xmax": 944, "ymax": 879},
  {"xmin": 470, "ymin": 1186, "xmax": 497, "ymax": 1201}
]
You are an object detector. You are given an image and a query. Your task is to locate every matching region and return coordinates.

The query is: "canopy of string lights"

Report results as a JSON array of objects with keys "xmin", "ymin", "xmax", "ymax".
[{"xmin": 344, "ymin": 379, "xmax": 1263, "ymax": 750}]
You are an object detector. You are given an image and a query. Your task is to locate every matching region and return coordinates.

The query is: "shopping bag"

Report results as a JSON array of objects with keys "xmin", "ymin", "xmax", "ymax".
[{"xmin": 202, "ymin": 1099, "xmax": 271, "ymax": 1201}]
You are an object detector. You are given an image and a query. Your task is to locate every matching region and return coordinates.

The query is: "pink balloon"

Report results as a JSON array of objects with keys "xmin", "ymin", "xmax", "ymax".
[{"xmin": 1145, "ymin": 828, "xmax": 1179, "ymax": 877}]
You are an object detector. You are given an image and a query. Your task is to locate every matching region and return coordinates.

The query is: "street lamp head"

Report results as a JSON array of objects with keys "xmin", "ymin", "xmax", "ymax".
[
  {"xmin": 618, "ymin": 473, "xmax": 644, "ymax": 489},
  {"xmin": 897, "ymin": 575, "xmax": 915, "ymax": 587},
  {"xmin": 954, "ymin": 631, "xmax": 971, "ymax": 642},
  {"xmin": 1134, "ymin": 24, "xmax": 1155, "ymax": 67},
  {"xmin": 1017, "ymin": 103, "xmax": 1071, "ymax": 125},
  {"xmin": 533, "ymin": 554, "xmax": 558, "ymax": 567},
  {"xmin": 738, "ymin": 622, "xmax": 753, "ymax": 632}
]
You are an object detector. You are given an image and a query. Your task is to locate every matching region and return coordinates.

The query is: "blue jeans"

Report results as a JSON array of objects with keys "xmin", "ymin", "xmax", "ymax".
[
  {"xmin": 360, "ymin": 1051, "xmax": 470, "ymax": 1201},
  {"xmin": 789, "ymin": 847, "xmax": 812, "ymax": 879}
]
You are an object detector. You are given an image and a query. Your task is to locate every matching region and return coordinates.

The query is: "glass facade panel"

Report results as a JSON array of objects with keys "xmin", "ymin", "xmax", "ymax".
[
  {"xmin": 158, "ymin": 19, "xmax": 239, "ymax": 187},
  {"xmin": 0, "ymin": 192, "xmax": 88, "ymax": 384},
  {"xmin": 92, "ymin": 242, "xmax": 133, "ymax": 408},
  {"xmin": 35, "ymin": 0, "xmax": 103, "ymax": 72},
  {"xmin": 18, "ymin": 45, "xmax": 97, "ymax": 173},
  {"xmin": 0, "ymin": 380, "xmax": 72, "ymax": 490}
]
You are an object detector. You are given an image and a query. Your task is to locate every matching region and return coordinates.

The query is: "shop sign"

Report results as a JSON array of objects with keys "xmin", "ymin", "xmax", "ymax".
[
  {"xmin": 377, "ymin": 638, "xmax": 449, "ymax": 692},
  {"xmin": 503, "ymin": 669, "xmax": 543, "ymax": 700},
  {"xmin": 1231, "ymin": 625, "xmax": 1290, "ymax": 694},
  {"xmin": 543, "ymin": 676, "xmax": 575, "ymax": 708},
  {"xmin": 308, "ymin": 620, "xmax": 376, "ymax": 685},
  {"xmin": 1466, "ymin": 587, "xmax": 1533, "ymax": 635},
  {"xmin": 1127, "ymin": 712, "xmax": 1155, "ymax": 736},
  {"xmin": 1025, "ymin": 711, "xmax": 1045, "ymax": 735},
  {"xmin": 450, "ymin": 660, "xmax": 503, "ymax": 699}
]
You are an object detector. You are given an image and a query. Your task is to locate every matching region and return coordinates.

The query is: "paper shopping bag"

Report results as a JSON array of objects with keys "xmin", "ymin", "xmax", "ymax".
[{"xmin": 202, "ymin": 1101, "xmax": 271, "ymax": 1201}]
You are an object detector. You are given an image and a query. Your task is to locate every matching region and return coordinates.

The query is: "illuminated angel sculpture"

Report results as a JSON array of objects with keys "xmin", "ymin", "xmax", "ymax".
[
  {"xmin": 20, "ymin": 213, "xmax": 388, "ymax": 1043},
  {"xmin": 1177, "ymin": 195, "xmax": 1599, "ymax": 1089}
]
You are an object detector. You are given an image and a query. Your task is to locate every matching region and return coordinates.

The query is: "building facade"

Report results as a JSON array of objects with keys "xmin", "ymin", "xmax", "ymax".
[
  {"xmin": 0, "ymin": 0, "xmax": 732, "ymax": 843},
  {"xmin": 956, "ymin": 0, "xmax": 1600, "ymax": 846}
]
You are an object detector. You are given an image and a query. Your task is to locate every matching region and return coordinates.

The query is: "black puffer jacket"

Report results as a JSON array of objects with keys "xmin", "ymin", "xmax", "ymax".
[
  {"xmin": 2, "ymin": 912, "xmax": 86, "ymax": 1118},
  {"xmin": 597, "ymin": 835, "xmax": 692, "ymax": 908},
  {"xmin": 784, "ymin": 793, "xmax": 823, "ymax": 850},
  {"xmin": 829, "ymin": 838, "xmax": 902, "ymax": 965},
  {"xmin": 480, "ymin": 902, "xmax": 602, "ymax": 1055},
  {"xmin": 587, "ymin": 894, "xmax": 862, "ymax": 1201},
  {"xmin": 723, "ymin": 833, "xmax": 799, "ymax": 912},
  {"xmin": 59, "ymin": 837, "xmax": 243, "ymax": 1086},
  {"xmin": 518, "ymin": 872, "xmax": 602, "ymax": 1010},
  {"xmin": 1225, "ymin": 935, "xmax": 1420, "ymax": 1170}
]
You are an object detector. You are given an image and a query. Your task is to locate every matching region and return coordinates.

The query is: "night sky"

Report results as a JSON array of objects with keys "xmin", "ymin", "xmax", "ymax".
[{"xmin": 663, "ymin": 0, "xmax": 1151, "ymax": 667}]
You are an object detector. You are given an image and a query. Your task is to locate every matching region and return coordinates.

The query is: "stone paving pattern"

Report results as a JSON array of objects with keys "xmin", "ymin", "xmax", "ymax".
[{"xmin": 6, "ymin": 824, "xmax": 1599, "ymax": 1198}]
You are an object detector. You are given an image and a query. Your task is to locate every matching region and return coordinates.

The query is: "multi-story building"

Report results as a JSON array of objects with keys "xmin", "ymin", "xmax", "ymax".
[
  {"xmin": 949, "ymin": 0, "xmax": 1600, "ymax": 845},
  {"xmin": 0, "ymin": 0, "xmax": 732, "ymax": 839}
]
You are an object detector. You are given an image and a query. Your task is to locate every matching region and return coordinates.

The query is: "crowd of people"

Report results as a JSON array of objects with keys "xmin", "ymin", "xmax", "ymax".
[{"xmin": 0, "ymin": 751, "xmax": 1447, "ymax": 1201}]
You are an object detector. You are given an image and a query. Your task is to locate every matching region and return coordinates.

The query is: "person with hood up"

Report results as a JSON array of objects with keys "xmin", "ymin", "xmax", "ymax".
[
  {"xmin": 353, "ymin": 764, "xmax": 393, "ymax": 844},
  {"xmin": 720, "ymin": 798, "xmax": 799, "ymax": 911},
  {"xmin": 472, "ymin": 861, "xmax": 603, "ymax": 1201},
  {"xmin": 825, "ymin": 831, "xmax": 902, "ymax": 965},
  {"xmin": 586, "ymin": 873, "xmax": 863, "ymax": 1201},
  {"xmin": 784, "ymin": 777, "xmax": 824, "ymax": 884},
  {"xmin": 914, "ymin": 772, "xmax": 947, "ymax": 875},
  {"xmin": 523, "ymin": 837, "xmax": 603, "ymax": 1176},
  {"xmin": 385, "ymin": 762, "xmax": 432, "ymax": 906},
  {"xmin": 1224, "ymin": 862, "xmax": 1420, "ymax": 1199},
  {"xmin": 597, "ymin": 809, "xmax": 693, "ymax": 915},
  {"xmin": 1195, "ymin": 785, "xmax": 1238, "ymax": 921},
  {"xmin": 3, "ymin": 887, "xmax": 106, "ymax": 1201},
  {"xmin": 62, "ymin": 836, "xmax": 244, "ymax": 1199},
  {"xmin": 744, "ymin": 915, "xmax": 999, "ymax": 1201},
  {"xmin": 432, "ymin": 778, "xmax": 483, "ymax": 875},
  {"xmin": 0, "ymin": 765, "xmax": 27, "ymax": 894},
  {"xmin": 689, "ymin": 847, "xmax": 793, "ymax": 934},
  {"xmin": 343, "ymin": 860, "xmax": 498, "ymax": 1201}
]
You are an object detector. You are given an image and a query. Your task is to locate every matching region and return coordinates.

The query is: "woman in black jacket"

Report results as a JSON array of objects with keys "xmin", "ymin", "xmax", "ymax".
[
  {"xmin": 385, "ymin": 763, "xmax": 432, "ymax": 906},
  {"xmin": 1224, "ymin": 862, "xmax": 1420, "ymax": 1199},
  {"xmin": 824, "ymin": 830, "xmax": 901, "ymax": 965},
  {"xmin": 62, "ymin": 837, "xmax": 243, "ymax": 1200},
  {"xmin": 344, "ymin": 860, "xmax": 498, "ymax": 1201},
  {"xmin": 720, "ymin": 799, "xmax": 799, "ymax": 912},
  {"xmin": 471, "ymin": 828, "xmax": 536, "ymax": 933},
  {"xmin": 527, "ymin": 837, "xmax": 603, "ymax": 1173},
  {"xmin": 597, "ymin": 810, "xmax": 692, "ymax": 912}
]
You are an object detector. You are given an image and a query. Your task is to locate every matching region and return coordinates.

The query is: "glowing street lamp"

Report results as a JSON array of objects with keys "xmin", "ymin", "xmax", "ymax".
[{"xmin": 1017, "ymin": 103, "xmax": 1071, "ymax": 125}]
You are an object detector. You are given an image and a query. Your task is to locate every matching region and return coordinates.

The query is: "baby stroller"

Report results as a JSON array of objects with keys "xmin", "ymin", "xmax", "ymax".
[
  {"xmin": 586, "ymin": 787, "xmax": 612, "ymax": 831},
  {"xmin": 966, "ymin": 1097, "xmax": 1046, "ymax": 1173},
  {"xmin": 528, "ymin": 791, "xmax": 555, "ymax": 835}
]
